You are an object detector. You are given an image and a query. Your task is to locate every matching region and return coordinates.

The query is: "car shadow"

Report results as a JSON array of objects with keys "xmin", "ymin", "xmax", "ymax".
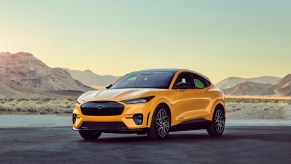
[
  {"xmin": 77, "ymin": 130, "xmax": 291, "ymax": 144},
  {"xmin": 78, "ymin": 132, "xmax": 238, "ymax": 144}
]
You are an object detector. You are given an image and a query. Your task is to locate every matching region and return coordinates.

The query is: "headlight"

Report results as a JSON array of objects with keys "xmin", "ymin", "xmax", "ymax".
[{"xmin": 122, "ymin": 96, "xmax": 155, "ymax": 104}]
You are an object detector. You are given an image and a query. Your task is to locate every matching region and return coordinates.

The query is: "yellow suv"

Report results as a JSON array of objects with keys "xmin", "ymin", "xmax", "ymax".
[{"xmin": 73, "ymin": 69, "xmax": 225, "ymax": 140}]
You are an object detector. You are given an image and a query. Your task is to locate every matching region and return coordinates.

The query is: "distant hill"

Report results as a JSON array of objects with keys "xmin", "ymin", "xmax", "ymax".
[
  {"xmin": 223, "ymin": 74, "xmax": 291, "ymax": 96},
  {"xmin": 0, "ymin": 52, "xmax": 92, "ymax": 98},
  {"xmin": 223, "ymin": 82, "xmax": 274, "ymax": 96},
  {"xmin": 216, "ymin": 76, "xmax": 280, "ymax": 89},
  {"xmin": 1, "ymin": 52, "xmax": 289, "ymax": 98},
  {"xmin": 63, "ymin": 68, "xmax": 120, "ymax": 87},
  {"xmin": 273, "ymin": 74, "xmax": 291, "ymax": 96}
]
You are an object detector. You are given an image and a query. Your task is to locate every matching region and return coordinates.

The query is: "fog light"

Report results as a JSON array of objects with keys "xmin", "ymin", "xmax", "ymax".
[
  {"xmin": 133, "ymin": 114, "xmax": 143, "ymax": 125},
  {"xmin": 72, "ymin": 113, "xmax": 77, "ymax": 124}
]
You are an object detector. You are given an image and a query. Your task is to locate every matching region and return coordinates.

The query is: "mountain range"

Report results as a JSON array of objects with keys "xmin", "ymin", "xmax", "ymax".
[
  {"xmin": 0, "ymin": 52, "xmax": 290, "ymax": 98},
  {"xmin": 218, "ymin": 75, "xmax": 291, "ymax": 96},
  {"xmin": 216, "ymin": 76, "xmax": 280, "ymax": 89},
  {"xmin": 64, "ymin": 68, "xmax": 120, "ymax": 89},
  {"xmin": 0, "ymin": 52, "xmax": 91, "ymax": 98}
]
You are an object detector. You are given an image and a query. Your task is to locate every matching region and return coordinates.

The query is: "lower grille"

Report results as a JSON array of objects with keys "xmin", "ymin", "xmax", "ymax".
[
  {"xmin": 81, "ymin": 101, "xmax": 124, "ymax": 116},
  {"xmin": 80, "ymin": 122, "xmax": 128, "ymax": 130}
]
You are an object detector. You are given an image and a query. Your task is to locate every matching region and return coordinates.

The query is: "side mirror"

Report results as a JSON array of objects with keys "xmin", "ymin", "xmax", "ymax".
[
  {"xmin": 106, "ymin": 84, "xmax": 112, "ymax": 89},
  {"xmin": 174, "ymin": 82, "xmax": 189, "ymax": 89}
]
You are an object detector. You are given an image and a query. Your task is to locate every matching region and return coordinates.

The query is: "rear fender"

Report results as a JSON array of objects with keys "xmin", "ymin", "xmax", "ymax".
[{"xmin": 205, "ymin": 98, "xmax": 225, "ymax": 120}]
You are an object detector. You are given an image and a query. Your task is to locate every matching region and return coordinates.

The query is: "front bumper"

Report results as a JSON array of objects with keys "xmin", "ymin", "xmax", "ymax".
[
  {"xmin": 72, "ymin": 122, "xmax": 147, "ymax": 133},
  {"xmin": 72, "ymin": 101, "xmax": 151, "ymax": 131}
]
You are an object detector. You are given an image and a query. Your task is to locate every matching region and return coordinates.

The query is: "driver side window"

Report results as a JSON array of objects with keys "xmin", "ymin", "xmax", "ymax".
[{"xmin": 173, "ymin": 72, "xmax": 193, "ymax": 89}]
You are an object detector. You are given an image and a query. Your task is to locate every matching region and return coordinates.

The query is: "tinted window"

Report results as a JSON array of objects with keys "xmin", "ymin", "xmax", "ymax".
[
  {"xmin": 111, "ymin": 72, "xmax": 174, "ymax": 89},
  {"xmin": 191, "ymin": 74, "xmax": 210, "ymax": 89},
  {"xmin": 173, "ymin": 72, "xmax": 193, "ymax": 89},
  {"xmin": 193, "ymin": 78, "xmax": 205, "ymax": 89}
]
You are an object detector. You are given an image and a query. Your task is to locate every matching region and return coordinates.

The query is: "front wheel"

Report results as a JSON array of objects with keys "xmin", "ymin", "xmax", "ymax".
[
  {"xmin": 79, "ymin": 131, "xmax": 102, "ymax": 140},
  {"xmin": 207, "ymin": 106, "xmax": 225, "ymax": 137},
  {"xmin": 147, "ymin": 105, "xmax": 171, "ymax": 140}
]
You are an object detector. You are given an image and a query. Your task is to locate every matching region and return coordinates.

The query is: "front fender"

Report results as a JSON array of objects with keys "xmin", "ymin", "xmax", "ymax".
[{"xmin": 145, "ymin": 97, "xmax": 172, "ymax": 128}]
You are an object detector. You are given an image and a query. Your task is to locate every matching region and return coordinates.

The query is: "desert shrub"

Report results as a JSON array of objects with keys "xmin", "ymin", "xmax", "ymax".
[
  {"xmin": 226, "ymin": 99, "xmax": 290, "ymax": 119},
  {"xmin": 42, "ymin": 98, "xmax": 52, "ymax": 102},
  {"xmin": 0, "ymin": 98, "xmax": 290, "ymax": 117},
  {"xmin": 27, "ymin": 108, "xmax": 35, "ymax": 113},
  {"xmin": 16, "ymin": 99, "xmax": 26, "ymax": 102},
  {"xmin": 7, "ymin": 98, "xmax": 14, "ymax": 102},
  {"xmin": 0, "ymin": 106, "xmax": 7, "ymax": 112},
  {"xmin": 63, "ymin": 109, "xmax": 73, "ymax": 114}
]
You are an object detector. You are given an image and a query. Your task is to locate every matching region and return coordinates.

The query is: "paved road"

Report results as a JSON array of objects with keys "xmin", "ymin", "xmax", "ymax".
[{"xmin": 0, "ymin": 126, "xmax": 291, "ymax": 164}]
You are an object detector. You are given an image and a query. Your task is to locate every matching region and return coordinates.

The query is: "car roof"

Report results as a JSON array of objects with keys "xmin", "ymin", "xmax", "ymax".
[
  {"xmin": 133, "ymin": 68, "xmax": 182, "ymax": 73},
  {"xmin": 131, "ymin": 68, "xmax": 210, "ymax": 81}
]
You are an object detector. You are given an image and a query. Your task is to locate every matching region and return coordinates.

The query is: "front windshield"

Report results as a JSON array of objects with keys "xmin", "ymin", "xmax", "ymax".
[{"xmin": 111, "ymin": 71, "xmax": 174, "ymax": 89}]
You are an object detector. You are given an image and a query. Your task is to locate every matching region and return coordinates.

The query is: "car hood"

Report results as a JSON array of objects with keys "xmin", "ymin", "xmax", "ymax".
[{"xmin": 78, "ymin": 88, "xmax": 163, "ymax": 102}]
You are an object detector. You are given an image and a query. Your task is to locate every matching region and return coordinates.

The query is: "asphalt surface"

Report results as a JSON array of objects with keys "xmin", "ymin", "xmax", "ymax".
[{"xmin": 0, "ymin": 126, "xmax": 291, "ymax": 164}]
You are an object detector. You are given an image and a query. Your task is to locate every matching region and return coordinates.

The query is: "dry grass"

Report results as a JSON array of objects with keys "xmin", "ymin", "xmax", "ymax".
[
  {"xmin": 225, "ymin": 97, "xmax": 291, "ymax": 119},
  {"xmin": 225, "ymin": 95, "xmax": 291, "ymax": 100},
  {"xmin": 0, "ymin": 97, "xmax": 290, "ymax": 119},
  {"xmin": 0, "ymin": 98, "xmax": 75, "ymax": 114}
]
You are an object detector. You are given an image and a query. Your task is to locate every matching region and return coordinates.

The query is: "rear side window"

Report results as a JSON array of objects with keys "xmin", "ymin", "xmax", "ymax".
[
  {"xmin": 194, "ymin": 79, "xmax": 205, "ymax": 89},
  {"xmin": 191, "ymin": 74, "xmax": 211, "ymax": 89}
]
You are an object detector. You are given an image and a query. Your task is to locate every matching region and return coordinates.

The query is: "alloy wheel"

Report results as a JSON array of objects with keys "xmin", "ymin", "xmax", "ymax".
[
  {"xmin": 214, "ymin": 109, "xmax": 225, "ymax": 133},
  {"xmin": 155, "ymin": 108, "xmax": 170, "ymax": 137}
]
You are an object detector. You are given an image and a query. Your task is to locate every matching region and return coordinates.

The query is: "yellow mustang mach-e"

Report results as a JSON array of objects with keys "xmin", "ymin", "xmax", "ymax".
[{"xmin": 73, "ymin": 69, "xmax": 225, "ymax": 140}]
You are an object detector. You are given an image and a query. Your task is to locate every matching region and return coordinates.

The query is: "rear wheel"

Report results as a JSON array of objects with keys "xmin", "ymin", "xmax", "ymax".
[
  {"xmin": 79, "ymin": 131, "xmax": 102, "ymax": 140},
  {"xmin": 207, "ymin": 106, "xmax": 225, "ymax": 137},
  {"xmin": 147, "ymin": 105, "xmax": 171, "ymax": 140}
]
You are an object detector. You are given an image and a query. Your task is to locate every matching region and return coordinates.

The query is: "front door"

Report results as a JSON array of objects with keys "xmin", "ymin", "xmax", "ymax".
[{"xmin": 172, "ymin": 72, "xmax": 210, "ymax": 123}]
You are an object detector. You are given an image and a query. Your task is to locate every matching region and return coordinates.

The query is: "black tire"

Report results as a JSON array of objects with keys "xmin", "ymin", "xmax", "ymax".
[
  {"xmin": 207, "ymin": 106, "xmax": 225, "ymax": 137},
  {"xmin": 79, "ymin": 131, "xmax": 102, "ymax": 140},
  {"xmin": 147, "ymin": 105, "xmax": 171, "ymax": 140}
]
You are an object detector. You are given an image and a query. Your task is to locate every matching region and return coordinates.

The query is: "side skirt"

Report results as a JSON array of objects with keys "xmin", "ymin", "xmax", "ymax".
[{"xmin": 170, "ymin": 118, "xmax": 211, "ymax": 132}]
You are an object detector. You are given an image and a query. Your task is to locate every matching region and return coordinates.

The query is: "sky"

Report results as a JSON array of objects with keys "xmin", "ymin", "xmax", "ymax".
[{"xmin": 0, "ymin": 0, "xmax": 290, "ymax": 83}]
